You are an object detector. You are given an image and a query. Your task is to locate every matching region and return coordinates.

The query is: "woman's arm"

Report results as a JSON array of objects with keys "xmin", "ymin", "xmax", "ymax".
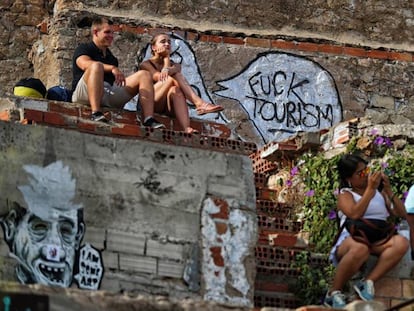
[
  {"xmin": 337, "ymin": 172, "xmax": 380, "ymax": 219},
  {"xmin": 381, "ymin": 173, "xmax": 407, "ymax": 218}
]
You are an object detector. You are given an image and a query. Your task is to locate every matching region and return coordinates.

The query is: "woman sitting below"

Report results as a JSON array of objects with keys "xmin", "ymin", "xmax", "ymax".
[
  {"xmin": 324, "ymin": 154, "xmax": 408, "ymax": 308},
  {"xmin": 140, "ymin": 33, "xmax": 224, "ymax": 134}
]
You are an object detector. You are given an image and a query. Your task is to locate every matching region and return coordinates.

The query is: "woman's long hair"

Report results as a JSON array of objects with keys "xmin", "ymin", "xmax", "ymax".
[{"xmin": 337, "ymin": 154, "xmax": 367, "ymax": 189}]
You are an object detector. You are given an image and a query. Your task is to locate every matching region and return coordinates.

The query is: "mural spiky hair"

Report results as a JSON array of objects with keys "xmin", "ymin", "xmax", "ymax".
[{"xmin": 18, "ymin": 161, "xmax": 82, "ymax": 219}]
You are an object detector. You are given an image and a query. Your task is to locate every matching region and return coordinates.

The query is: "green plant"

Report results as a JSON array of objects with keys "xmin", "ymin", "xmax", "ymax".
[{"xmin": 291, "ymin": 132, "xmax": 414, "ymax": 306}]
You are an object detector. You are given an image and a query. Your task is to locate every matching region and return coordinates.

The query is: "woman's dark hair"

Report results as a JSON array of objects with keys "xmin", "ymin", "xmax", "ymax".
[{"xmin": 337, "ymin": 154, "xmax": 368, "ymax": 189}]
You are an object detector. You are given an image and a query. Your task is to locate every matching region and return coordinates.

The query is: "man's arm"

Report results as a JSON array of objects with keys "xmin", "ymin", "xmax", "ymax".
[{"xmin": 76, "ymin": 55, "xmax": 125, "ymax": 86}]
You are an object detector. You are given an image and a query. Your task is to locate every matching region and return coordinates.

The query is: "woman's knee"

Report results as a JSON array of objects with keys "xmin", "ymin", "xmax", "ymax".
[
  {"xmin": 393, "ymin": 235, "xmax": 409, "ymax": 254},
  {"xmin": 348, "ymin": 242, "xmax": 370, "ymax": 260}
]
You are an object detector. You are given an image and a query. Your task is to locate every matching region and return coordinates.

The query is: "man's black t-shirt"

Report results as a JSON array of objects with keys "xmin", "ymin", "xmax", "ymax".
[{"xmin": 72, "ymin": 42, "xmax": 119, "ymax": 91}]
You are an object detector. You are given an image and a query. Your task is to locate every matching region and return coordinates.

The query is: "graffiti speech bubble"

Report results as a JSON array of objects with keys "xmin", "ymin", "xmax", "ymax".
[{"xmin": 214, "ymin": 51, "xmax": 342, "ymax": 145}]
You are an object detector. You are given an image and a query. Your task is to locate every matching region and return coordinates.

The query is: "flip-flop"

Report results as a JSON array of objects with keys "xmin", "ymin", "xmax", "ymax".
[{"xmin": 196, "ymin": 102, "xmax": 224, "ymax": 115}]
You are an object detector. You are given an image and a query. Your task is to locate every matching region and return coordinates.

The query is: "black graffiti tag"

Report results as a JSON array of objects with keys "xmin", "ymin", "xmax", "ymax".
[{"xmin": 247, "ymin": 71, "xmax": 334, "ymax": 129}]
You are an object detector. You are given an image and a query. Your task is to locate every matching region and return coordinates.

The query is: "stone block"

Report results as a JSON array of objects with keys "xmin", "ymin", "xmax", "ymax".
[
  {"xmin": 119, "ymin": 254, "xmax": 157, "ymax": 274},
  {"xmin": 101, "ymin": 251, "xmax": 119, "ymax": 270},
  {"xmin": 83, "ymin": 226, "xmax": 106, "ymax": 250},
  {"xmin": 106, "ymin": 230, "xmax": 146, "ymax": 255},
  {"xmin": 158, "ymin": 259, "xmax": 185, "ymax": 278},
  {"xmin": 146, "ymin": 239, "xmax": 184, "ymax": 261}
]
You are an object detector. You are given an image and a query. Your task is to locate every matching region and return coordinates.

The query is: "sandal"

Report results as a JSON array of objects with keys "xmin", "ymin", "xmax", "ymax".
[{"xmin": 196, "ymin": 102, "xmax": 224, "ymax": 115}]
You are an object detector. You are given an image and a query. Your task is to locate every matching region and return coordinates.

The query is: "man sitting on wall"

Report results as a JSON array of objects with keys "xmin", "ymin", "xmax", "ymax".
[{"xmin": 72, "ymin": 17, "xmax": 164, "ymax": 127}]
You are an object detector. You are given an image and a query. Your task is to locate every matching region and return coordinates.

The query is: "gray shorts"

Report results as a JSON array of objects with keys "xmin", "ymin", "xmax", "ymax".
[{"xmin": 72, "ymin": 75, "xmax": 133, "ymax": 108}]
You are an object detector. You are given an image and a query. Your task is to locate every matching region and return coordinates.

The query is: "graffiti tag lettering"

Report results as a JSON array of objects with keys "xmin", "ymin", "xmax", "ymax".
[{"xmin": 215, "ymin": 51, "xmax": 342, "ymax": 144}]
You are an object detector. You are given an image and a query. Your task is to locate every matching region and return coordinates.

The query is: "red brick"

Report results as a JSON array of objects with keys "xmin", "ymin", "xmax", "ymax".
[
  {"xmin": 211, "ymin": 198, "xmax": 229, "ymax": 219},
  {"xmin": 343, "ymin": 46, "xmax": 367, "ymax": 58},
  {"xmin": 208, "ymin": 35, "xmax": 223, "ymax": 44},
  {"xmin": 112, "ymin": 24, "xmax": 121, "ymax": 33},
  {"xmin": 209, "ymin": 247, "xmax": 225, "ymax": 267},
  {"xmin": 0, "ymin": 110, "xmax": 10, "ymax": 121},
  {"xmin": 297, "ymin": 41, "xmax": 319, "ymax": 52},
  {"xmin": 222, "ymin": 37, "xmax": 244, "ymax": 45},
  {"xmin": 36, "ymin": 20, "xmax": 48, "ymax": 34},
  {"xmin": 111, "ymin": 124, "xmax": 140, "ymax": 137},
  {"xmin": 77, "ymin": 121, "xmax": 97, "ymax": 132},
  {"xmin": 318, "ymin": 44, "xmax": 343, "ymax": 55},
  {"xmin": 135, "ymin": 26, "xmax": 147, "ymax": 35},
  {"xmin": 367, "ymin": 49, "xmax": 390, "ymax": 60},
  {"xmin": 271, "ymin": 39, "xmax": 297, "ymax": 50},
  {"xmin": 268, "ymin": 233, "xmax": 297, "ymax": 247},
  {"xmin": 186, "ymin": 32, "xmax": 198, "ymax": 41},
  {"xmin": 215, "ymin": 222, "xmax": 228, "ymax": 235},
  {"xmin": 44, "ymin": 111, "xmax": 66, "ymax": 126},
  {"xmin": 198, "ymin": 34, "xmax": 212, "ymax": 42},
  {"xmin": 48, "ymin": 102, "xmax": 79, "ymax": 116},
  {"xmin": 120, "ymin": 24, "xmax": 140, "ymax": 34},
  {"xmin": 389, "ymin": 51, "xmax": 413, "ymax": 62},
  {"xmin": 79, "ymin": 107, "xmax": 92, "ymax": 119},
  {"xmin": 245, "ymin": 37, "xmax": 271, "ymax": 48},
  {"xmin": 24, "ymin": 109, "xmax": 43, "ymax": 122},
  {"xmin": 255, "ymin": 280, "xmax": 289, "ymax": 292}
]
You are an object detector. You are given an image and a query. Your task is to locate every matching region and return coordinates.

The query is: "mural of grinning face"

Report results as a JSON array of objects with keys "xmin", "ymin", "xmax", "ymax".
[
  {"xmin": 12, "ymin": 208, "xmax": 82, "ymax": 287},
  {"xmin": 1, "ymin": 161, "xmax": 84, "ymax": 287}
]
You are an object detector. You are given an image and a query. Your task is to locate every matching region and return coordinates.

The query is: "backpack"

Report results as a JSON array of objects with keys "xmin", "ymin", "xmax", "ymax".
[
  {"xmin": 46, "ymin": 85, "xmax": 73, "ymax": 102},
  {"xmin": 13, "ymin": 78, "xmax": 47, "ymax": 99}
]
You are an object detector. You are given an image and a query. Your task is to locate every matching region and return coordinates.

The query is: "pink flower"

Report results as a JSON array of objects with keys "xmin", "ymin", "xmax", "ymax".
[
  {"xmin": 328, "ymin": 210, "xmax": 337, "ymax": 220},
  {"xmin": 286, "ymin": 179, "xmax": 293, "ymax": 187},
  {"xmin": 305, "ymin": 189, "xmax": 315, "ymax": 197},
  {"xmin": 290, "ymin": 166, "xmax": 299, "ymax": 177}
]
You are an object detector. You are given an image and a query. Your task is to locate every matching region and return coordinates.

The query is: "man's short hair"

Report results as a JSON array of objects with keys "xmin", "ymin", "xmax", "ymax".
[{"xmin": 91, "ymin": 17, "xmax": 113, "ymax": 30}]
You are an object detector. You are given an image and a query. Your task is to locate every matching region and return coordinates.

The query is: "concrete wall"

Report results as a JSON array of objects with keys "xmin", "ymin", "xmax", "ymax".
[{"xmin": 0, "ymin": 117, "xmax": 257, "ymax": 307}]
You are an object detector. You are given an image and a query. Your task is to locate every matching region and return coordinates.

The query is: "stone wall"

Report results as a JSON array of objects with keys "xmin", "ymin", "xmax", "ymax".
[
  {"xmin": 2, "ymin": 1, "xmax": 414, "ymax": 147},
  {"xmin": 0, "ymin": 106, "xmax": 257, "ymax": 307}
]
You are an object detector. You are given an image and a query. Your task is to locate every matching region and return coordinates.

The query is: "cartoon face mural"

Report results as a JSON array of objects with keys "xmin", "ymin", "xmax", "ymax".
[
  {"xmin": 214, "ymin": 51, "xmax": 342, "ymax": 145},
  {"xmin": 139, "ymin": 33, "xmax": 226, "ymax": 122},
  {"xmin": 0, "ymin": 161, "xmax": 92, "ymax": 288}
]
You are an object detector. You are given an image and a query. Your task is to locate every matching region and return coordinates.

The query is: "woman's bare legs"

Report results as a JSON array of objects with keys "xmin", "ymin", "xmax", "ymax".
[
  {"xmin": 368, "ymin": 235, "xmax": 409, "ymax": 281},
  {"xmin": 171, "ymin": 72, "xmax": 223, "ymax": 114},
  {"xmin": 153, "ymin": 79, "xmax": 196, "ymax": 133},
  {"xmin": 331, "ymin": 238, "xmax": 370, "ymax": 292}
]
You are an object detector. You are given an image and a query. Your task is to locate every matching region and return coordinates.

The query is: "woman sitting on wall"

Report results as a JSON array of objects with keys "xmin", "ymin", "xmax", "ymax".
[
  {"xmin": 140, "ymin": 33, "xmax": 224, "ymax": 134},
  {"xmin": 324, "ymin": 154, "xmax": 408, "ymax": 308}
]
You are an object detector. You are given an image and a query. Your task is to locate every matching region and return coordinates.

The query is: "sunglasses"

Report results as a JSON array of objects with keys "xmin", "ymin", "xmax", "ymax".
[{"xmin": 355, "ymin": 166, "xmax": 370, "ymax": 178}]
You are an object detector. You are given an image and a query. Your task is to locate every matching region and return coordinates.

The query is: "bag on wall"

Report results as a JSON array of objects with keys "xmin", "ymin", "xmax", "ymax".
[
  {"xmin": 46, "ymin": 85, "xmax": 73, "ymax": 102},
  {"xmin": 13, "ymin": 78, "xmax": 47, "ymax": 99}
]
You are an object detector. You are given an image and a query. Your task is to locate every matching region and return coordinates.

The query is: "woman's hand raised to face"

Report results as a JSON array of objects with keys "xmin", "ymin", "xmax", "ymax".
[{"xmin": 367, "ymin": 171, "xmax": 382, "ymax": 190}]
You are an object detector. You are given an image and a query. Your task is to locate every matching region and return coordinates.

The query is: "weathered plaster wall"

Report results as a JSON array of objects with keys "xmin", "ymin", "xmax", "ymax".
[{"xmin": 0, "ymin": 120, "xmax": 257, "ymax": 307}]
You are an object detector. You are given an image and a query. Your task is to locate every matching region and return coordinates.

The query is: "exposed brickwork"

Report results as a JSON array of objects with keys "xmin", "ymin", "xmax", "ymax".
[
  {"xmin": 98, "ymin": 24, "xmax": 414, "ymax": 64},
  {"xmin": 3, "ymin": 96, "xmax": 256, "ymax": 156}
]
